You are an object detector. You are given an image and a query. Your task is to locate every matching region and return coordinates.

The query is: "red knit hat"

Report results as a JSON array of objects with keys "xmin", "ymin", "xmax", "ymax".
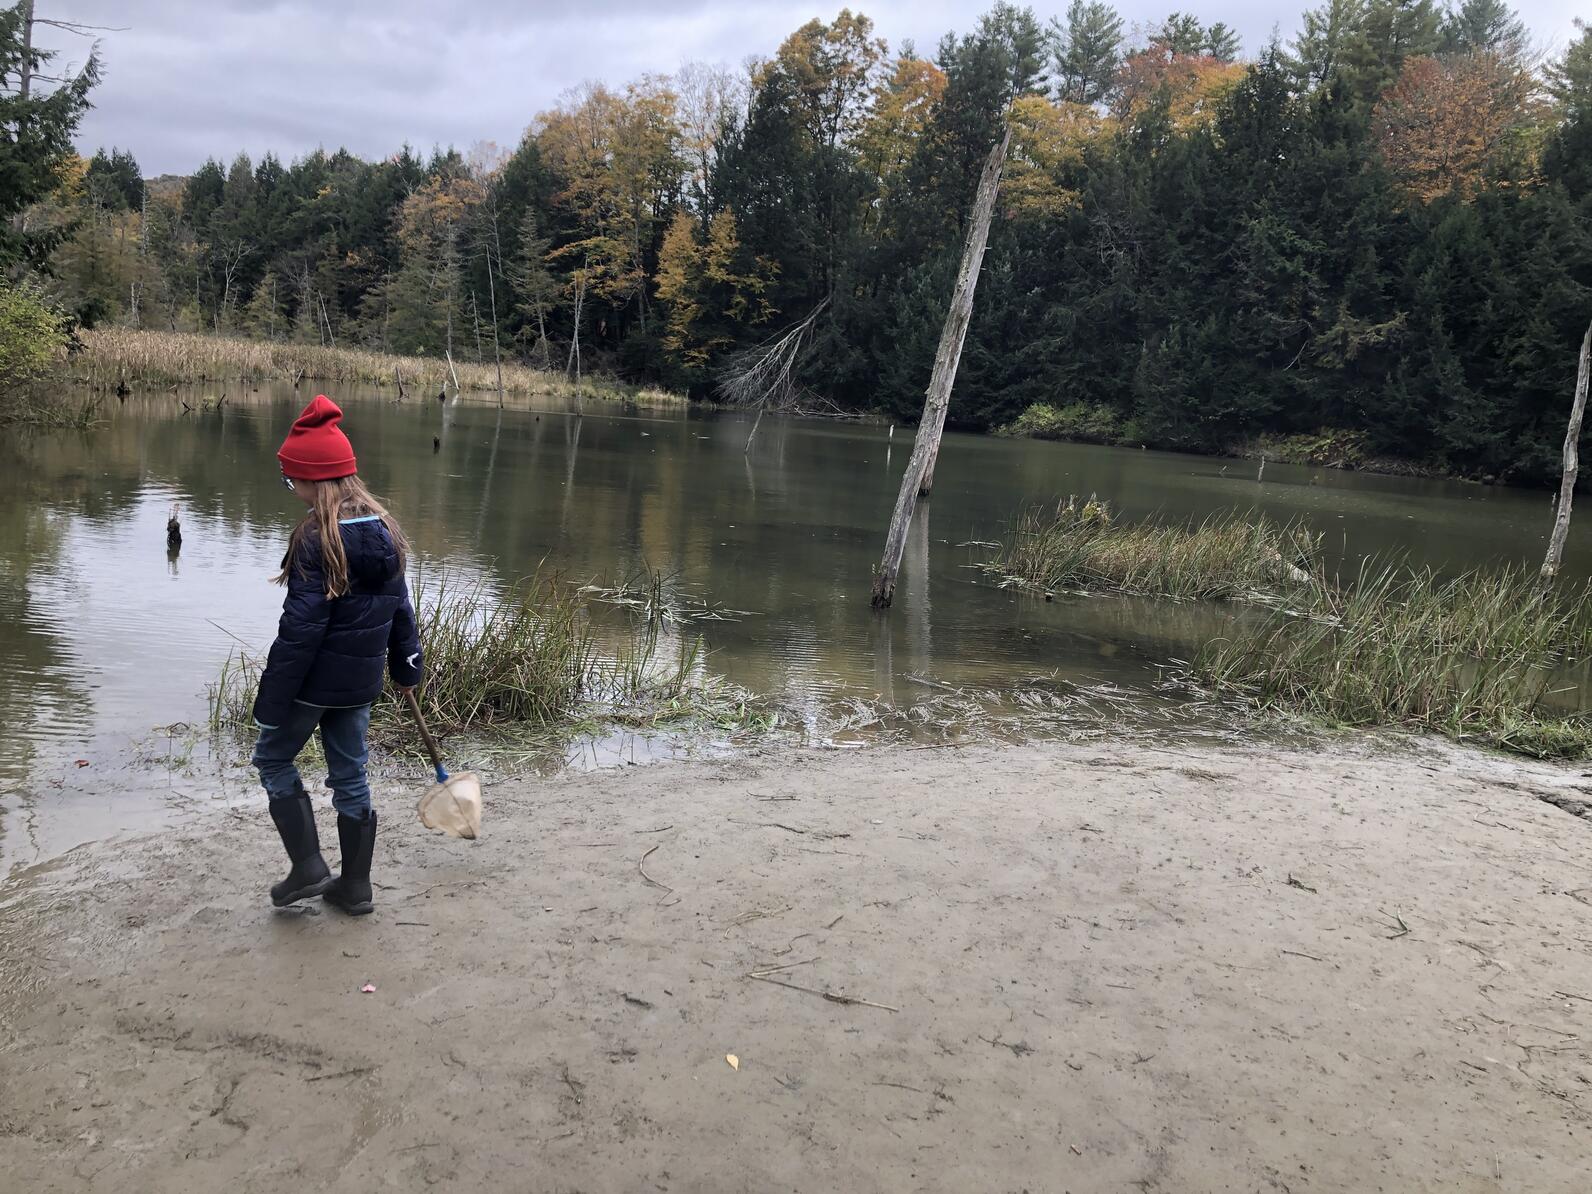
[{"xmin": 278, "ymin": 395, "xmax": 357, "ymax": 481}]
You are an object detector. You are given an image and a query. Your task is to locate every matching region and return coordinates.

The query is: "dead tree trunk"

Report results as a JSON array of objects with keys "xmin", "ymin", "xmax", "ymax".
[
  {"xmin": 1541, "ymin": 316, "xmax": 1592, "ymax": 590},
  {"xmin": 566, "ymin": 269, "xmax": 586, "ymax": 414},
  {"xmin": 870, "ymin": 128, "xmax": 1009, "ymax": 610},
  {"xmin": 745, "ymin": 403, "xmax": 768, "ymax": 453},
  {"xmin": 485, "ymin": 242, "xmax": 505, "ymax": 404}
]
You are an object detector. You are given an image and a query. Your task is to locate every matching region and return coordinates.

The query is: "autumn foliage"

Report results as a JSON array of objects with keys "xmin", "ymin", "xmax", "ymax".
[
  {"xmin": 1373, "ymin": 52, "xmax": 1539, "ymax": 202},
  {"xmin": 1110, "ymin": 43, "xmax": 1246, "ymax": 129},
  {"xmin": 17, "ymin": 2, "xmax": 1592, "ymax": 483}
]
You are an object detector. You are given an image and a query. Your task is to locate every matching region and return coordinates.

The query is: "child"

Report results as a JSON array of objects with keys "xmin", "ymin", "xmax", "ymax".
[{"xmin": 252, "ymin": 395, "xmax": 422, "ymax": 916}]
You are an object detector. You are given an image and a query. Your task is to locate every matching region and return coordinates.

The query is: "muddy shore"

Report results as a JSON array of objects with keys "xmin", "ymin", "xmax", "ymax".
[{"xmin": 2, "ymin": 738, "xmax": 1590, "ymax": 1192}]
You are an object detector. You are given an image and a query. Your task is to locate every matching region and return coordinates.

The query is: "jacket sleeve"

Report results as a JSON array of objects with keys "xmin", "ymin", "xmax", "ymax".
[
  {"xmin": 387, "ymin": 578, "xmax": 424, "ymax": 689},
  {"xmin": 252, "ymin": 544, "xmax": 332, "ymax": 727}
]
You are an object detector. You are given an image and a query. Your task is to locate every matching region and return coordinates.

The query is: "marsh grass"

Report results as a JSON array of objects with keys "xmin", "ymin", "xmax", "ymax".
[
  {"xmin": 989, "ymin": 497, "xmax": 1592, "ymax": 757},
  {"xmin": 208, "ymin": 569, "xmax": 771, "ymax": 753},
  {"xmin": 1193, "ymin": 560, "xmax": 1592, "ymax": 758},
  {"xmin": 65, "ymin": 327, "xmax": 687, "ymax": 406},
  {"xmin": 985, "ymin": 496, "xmax": 1321, "ymax": 602}
]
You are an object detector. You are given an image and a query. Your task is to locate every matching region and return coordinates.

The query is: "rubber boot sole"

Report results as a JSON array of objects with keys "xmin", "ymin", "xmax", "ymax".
[
  {"xmin": 272, "ymin": 874, "xmax": 334, "ymax": 906},
  {"xmin": 323, "ymin": 885, "xmax": 374, "ymax": 916}
]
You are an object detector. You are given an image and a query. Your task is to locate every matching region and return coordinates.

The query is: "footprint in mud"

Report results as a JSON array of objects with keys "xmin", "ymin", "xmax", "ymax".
[{"xmin": 190, "ymin": 906, "xmax": 230, "ymax": 925}]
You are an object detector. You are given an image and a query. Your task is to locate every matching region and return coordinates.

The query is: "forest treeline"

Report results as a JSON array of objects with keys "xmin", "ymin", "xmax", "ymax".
[{"xmin": 18, "ymin": 0, "xmax": 1592, "ymax": 481}]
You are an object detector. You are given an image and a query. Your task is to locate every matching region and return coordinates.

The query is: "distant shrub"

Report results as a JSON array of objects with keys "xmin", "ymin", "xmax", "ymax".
[
  {"xmin": 996, "ymin": 401, "xmax": 1125, "ymax": 445},
  {"xmin": 0, "ymin": 281, "xmax": 76, "ymax": 425},
  {"xmin": 1250, "ymin": 429, "xmax": 1370, "ymax": 470},
  {"xmin": 0, "ymin": 281, "xmax": 67, "ymax": 386}
]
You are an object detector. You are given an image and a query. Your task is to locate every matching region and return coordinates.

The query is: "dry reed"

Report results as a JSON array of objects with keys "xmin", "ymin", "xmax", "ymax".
[{"xmin": 66, "ymin": 327, "xmax": 687, "ymax": 406}]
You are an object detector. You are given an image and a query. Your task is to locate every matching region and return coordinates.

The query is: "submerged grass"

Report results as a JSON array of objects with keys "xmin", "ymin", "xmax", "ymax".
[
  {"xmin": 64, "ymin": 327, "xmax": 687, "ymax": 406},
  {"xmin": 208, "ymin": 569, "xmax": 772, "ymax": 754},
  {"xmin": 1192, "ymin": 561, "xmax": 1592, "ymax": 758},
  {"xmin": 985, "ymin": 496, "xmax": 1321, "ymax": 602},
  {"xmin": 989, "ymin": 496, "xmax": 1592, "ymax": 758}
]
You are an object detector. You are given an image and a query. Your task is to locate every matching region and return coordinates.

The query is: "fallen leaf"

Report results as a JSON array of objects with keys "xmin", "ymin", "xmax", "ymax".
[
  {"xmin": 725, "ymin": 1054, "xmax": 740, "ymax": 1071},
  {"xmin": 361, "ymin": 983, "xmax": 376, "ymax": 994},
  {"xmin": 74, "ymin": 760, "xmax": 90, "ymax": 768}
]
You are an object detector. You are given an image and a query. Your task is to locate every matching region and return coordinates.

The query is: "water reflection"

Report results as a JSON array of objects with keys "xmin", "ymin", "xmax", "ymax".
[{"xmin": 2, "ymin": 384, "xmax": 1588, "ymax": 869}]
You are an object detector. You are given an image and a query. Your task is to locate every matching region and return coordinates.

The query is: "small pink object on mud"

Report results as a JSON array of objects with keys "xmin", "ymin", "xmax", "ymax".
[{"xmin": 361, "ymin": 983, "xmax": 376, "ymax": 994}]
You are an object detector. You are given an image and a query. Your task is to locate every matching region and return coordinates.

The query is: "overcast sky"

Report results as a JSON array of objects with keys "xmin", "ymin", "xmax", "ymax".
[{"xmin": 34, "ymin": 0, "xmax": 1588, "ymax": 176}]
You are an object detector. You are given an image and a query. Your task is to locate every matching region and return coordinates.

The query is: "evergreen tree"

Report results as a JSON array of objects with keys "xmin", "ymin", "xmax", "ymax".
[
  {"xmin": 1544, "ymin": 20, "xmax": 1592, "ymax": 200},
  {"xmin": 1049, "ymin": 1, "xmax": 1123, "ymax": 104},
  {"xmin": 1204, "ymin": 23, "xmax": 1242, "ymax": 61},
  {"xmin": 1440, "ymin": 0, "xmax": 1528, "ymax": 61},
  {"xmin": 1289, "ymin": 0, "xmax": 1371, "ymax": 91},
  {"xmin": 1156, "ymin": 13, "xmax": 1209, "ymax": 55},
  {"xmin": 84, "ymin": 148, "xmax": 142, "ymax": 211},
  {"xmin": 508, "ymin": 209, "xmax": 558, "ymax": 369},
  {"xmin": 0, "ymin": 2, "xmax": 101, "ymax": 269}
]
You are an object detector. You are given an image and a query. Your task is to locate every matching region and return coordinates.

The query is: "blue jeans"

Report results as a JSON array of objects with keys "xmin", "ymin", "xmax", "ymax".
[{"xmin": 252, "ymin": 702, "xmax": 373, "ymax": 819}]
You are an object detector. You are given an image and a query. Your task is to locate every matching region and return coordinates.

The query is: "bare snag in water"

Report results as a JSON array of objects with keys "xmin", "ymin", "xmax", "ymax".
[
  {"xmin": 872, "ymin": 128, "xmax": 1010, "ymax": 610},
  {"xmin": 1541, "ymin": 315, "xmax": 1592, "ymax": 591}
]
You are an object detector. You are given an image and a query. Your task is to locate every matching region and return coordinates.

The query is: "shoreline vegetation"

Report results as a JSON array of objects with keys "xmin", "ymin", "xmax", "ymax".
[
  {"xmin": 22, "ymin": 326, "xmax": 1529, "ymax": 488},
  {"xmin": 209, "ymin": 569, "xmax": 777, "ymax": 759},
  {"xmin": 994, "ymin": 403, "xmax": 1463, "ymax": 483},
  {"xmin": 63, "ymin": 327, "xmax": 686, "ymax": 407},
  {"xmin": 1194, "ymin": 561, "xmax": 1592, "ymax": 759},
  {"xmin": 985, "ymin": 497, "xmax": 1592, "ymax": 759}
]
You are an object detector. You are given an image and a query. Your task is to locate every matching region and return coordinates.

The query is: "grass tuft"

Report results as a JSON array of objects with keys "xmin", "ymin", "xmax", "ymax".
[
  {"xmin": 208, "ymin": 568, "xmax": 768, "ymax": 751},
  {"xmin": 984, "ymin": 495, "xmax": 1321, "ymax": 602},
  {"xmin": 1192, "ymin": 560, "xmax": 1592, "ymax": 758}
]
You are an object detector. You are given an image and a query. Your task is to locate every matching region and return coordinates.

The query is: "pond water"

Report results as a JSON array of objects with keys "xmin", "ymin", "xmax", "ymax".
[{"xmin": 3, "ymin": 385, "xmax": 1587, "ymax": 869}]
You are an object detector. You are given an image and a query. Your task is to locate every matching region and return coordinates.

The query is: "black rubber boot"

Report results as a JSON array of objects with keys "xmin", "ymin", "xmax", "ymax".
[
  {"xmin": 268, "ymin": 787, "xmax": 333, "ymax": 906},
  {"xmin": 324, "ymin": 809, "xmax": 377, "ymax": 916}
]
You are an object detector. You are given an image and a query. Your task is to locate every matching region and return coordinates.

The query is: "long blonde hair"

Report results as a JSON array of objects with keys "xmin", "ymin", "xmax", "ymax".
[{"xmin": 275, "ymin": 475, "xmax": 409, "ymax": 599}]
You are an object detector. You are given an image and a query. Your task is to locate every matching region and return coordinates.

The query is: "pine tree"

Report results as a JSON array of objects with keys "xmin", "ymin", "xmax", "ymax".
[
  {"xmin": 1544, "ymin": 20, "xmax": 1592, "ymax": 199},
  {"xmin": 0, "ymin": 4, "xmax": 101, "ymax": 269},
  {"xmin": 1156, "ymin": 13, "xmax": 1208, "ymax": 56},
  {"xmin": 241, "ymin": 270, "xmax": 283, "ymax": 340},
  {"xmin": 508, "ymin": 209, "xmax": 557, "ymax": 369},
  {"xmin": 1204, "ymin": 23, "xmax": 1242, "ymax": 61},
  {"xmin": 1440, "ymin": 0, "xmax": 1528, "ymax": 61},
  {"xmin": 1289, "ymin": 0, "xmax": 1371, "ymax": 91},
  {"xmin": 1049, "ymin": 1, "xmax": 1124, "ymax": 105}
]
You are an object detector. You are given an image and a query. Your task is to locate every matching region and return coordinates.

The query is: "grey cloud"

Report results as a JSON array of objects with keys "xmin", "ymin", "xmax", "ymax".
[{"xmin": 34, "ymin": 0, "xmax": 1588, "ymax": 174}]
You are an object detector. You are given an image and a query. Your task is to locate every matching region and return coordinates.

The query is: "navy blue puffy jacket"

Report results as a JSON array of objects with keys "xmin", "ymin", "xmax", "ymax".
[{"xmin": 252, "ymin": 516, "xmax": 423, "ymax": 727}]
